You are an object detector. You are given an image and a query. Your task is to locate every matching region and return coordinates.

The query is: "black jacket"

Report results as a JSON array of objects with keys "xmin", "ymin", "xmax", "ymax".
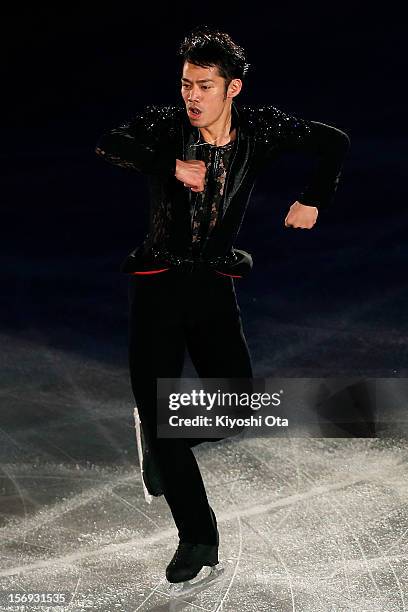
[{"xmin": 95, "ymin": 101, "xmax": 350, "ymax": 275}]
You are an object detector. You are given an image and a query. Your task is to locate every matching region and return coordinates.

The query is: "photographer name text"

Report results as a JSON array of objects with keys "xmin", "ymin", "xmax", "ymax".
[{"xmin": 168, "ymin": 415, "xmax": 288, "ymax": 428}]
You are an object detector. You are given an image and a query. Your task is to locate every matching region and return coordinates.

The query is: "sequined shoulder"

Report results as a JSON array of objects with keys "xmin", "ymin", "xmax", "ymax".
[
  {"xmin": 238, "ymin": 104, "xmax": 312, "ymax": 144},
  {"xmin": 118, "ymin": 104, "xmax": 184, "ymax": 138}
]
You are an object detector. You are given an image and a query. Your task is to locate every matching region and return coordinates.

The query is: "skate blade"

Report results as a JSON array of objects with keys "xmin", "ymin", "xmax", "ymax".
[
  {"xmin": 163, "ymin": 563, "xmax": 225, "ymax": 598},
  {"xmin": 133, "ymin": 405, "xmax": 153, "ymax": 505}
]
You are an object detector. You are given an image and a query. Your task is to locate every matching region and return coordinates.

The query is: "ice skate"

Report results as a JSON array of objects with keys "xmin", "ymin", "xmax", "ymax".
[
  {"xmin": 164, "ymin": 563, "xmax": 225, "ymax": 599},
  {"xmin": 133, "ymin": 405, "xmax": 163, "ymax": 502},
  {"xmin": 166, "ymin": 540, "xmax": 219, "ymax": 583},
  {"xmin": 166, "ymin": 506, "xmax": 219, "ymax": 583}
]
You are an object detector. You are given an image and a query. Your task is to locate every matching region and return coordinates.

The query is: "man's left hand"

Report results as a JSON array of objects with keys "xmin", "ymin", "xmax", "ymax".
[{"xmin": 284, "ymin": 201, "xmax": 318, "ymax": 229}]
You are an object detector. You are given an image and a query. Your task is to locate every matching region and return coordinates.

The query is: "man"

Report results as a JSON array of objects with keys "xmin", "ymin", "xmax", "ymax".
[{"xmin": 95, "ymin": 25, "xmax": 350, "ymax": 583}]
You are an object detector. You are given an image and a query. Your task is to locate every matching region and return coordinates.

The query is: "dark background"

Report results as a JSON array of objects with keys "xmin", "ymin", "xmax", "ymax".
[{"xmin": 2, "ymin": 3, "xmax": 407, "ymax": 379}]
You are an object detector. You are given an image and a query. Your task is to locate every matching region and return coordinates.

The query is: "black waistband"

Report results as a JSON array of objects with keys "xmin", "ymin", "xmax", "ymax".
[
  {"xmin": 150, "ymin": 247, "xmax": 237, "ymax": 268},
  {"xmin": 121, "ymin": 244, "xmax": 253, "ymax": 277}
]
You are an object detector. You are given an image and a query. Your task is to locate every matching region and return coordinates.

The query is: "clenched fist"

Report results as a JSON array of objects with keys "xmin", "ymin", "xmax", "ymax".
[
  {"xmin": 175, "ymin": 159, "xmax": 207, "ymax": 193},
  {"xmin": 284, "ymin": 201, "xmax": 318, "ymax": 229}
]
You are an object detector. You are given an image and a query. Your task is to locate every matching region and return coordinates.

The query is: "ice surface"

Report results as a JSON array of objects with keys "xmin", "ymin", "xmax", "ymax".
[{"xmin": 1, "ymin": 335, "xmax": 408, "ymax": 610}]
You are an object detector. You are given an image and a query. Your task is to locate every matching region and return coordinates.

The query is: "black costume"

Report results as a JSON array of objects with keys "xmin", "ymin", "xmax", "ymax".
[{"xmin": 95, "ymin": 101, "xmax": 350, "ymax": 544}]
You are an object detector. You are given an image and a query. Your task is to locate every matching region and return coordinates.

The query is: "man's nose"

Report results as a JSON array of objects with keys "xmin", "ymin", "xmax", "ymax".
[{"xmin": 187, "ymin": 86, "xmax": 200, "ymax": 102}]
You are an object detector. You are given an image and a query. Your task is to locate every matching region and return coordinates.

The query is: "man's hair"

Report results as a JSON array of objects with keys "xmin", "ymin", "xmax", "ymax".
[{"xmin": 178, "ymin": 25, "xmax": 250, "ymax": 84}]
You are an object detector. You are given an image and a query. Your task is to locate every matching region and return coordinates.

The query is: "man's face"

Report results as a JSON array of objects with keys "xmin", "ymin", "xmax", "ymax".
[{"xmin": 181, "ymin": 61, "xmax": 230, "ymax": 128}]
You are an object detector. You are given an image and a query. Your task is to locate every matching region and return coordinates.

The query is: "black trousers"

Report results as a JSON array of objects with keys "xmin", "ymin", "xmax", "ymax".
[{"xmin": 128, "ymin": 268, "xmax": 253, "ymax": 544}]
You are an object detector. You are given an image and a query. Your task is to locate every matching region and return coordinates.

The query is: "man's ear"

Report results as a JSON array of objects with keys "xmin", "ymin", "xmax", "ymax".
[{"xmin": 227, "ymin": 79, "xmax": 243, "ymax": 99}]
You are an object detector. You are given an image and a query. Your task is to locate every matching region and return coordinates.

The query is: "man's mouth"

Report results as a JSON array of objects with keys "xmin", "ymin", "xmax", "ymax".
[{"xmin": 188, "ymin": 107, "xmax": 202, "ymax": 119}]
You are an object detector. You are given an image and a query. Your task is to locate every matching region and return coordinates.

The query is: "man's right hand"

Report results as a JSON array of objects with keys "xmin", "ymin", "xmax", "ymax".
[{"xmin": 175, "ymin": 159, "xmax": 206, "ymax": 193}]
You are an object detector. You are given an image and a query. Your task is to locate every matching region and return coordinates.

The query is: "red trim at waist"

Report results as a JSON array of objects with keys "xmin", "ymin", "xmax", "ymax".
[
  {"xmin": 215, "ymin": 270, "xmax": 242, "ymax": 278},
  {"xmin": 131, "ymin": 268, "xmax": 170, "ymax": 275}
]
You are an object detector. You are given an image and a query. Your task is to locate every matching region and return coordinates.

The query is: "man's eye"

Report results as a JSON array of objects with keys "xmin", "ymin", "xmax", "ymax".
[{"xmin": 201, "ymin": 86, "xmax": 210, "ymax": 90}]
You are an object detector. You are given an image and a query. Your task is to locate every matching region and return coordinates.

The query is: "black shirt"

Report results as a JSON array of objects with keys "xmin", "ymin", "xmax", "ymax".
[{"xmin": 95, "ymin": 102, "xmax": 351, "ymax": 272}]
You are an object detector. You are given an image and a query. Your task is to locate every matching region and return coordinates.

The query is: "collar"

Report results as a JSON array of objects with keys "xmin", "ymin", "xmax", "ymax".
[{"xmin": 182, "ymin": 100, "xmax": 243, "ymax": 141}]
